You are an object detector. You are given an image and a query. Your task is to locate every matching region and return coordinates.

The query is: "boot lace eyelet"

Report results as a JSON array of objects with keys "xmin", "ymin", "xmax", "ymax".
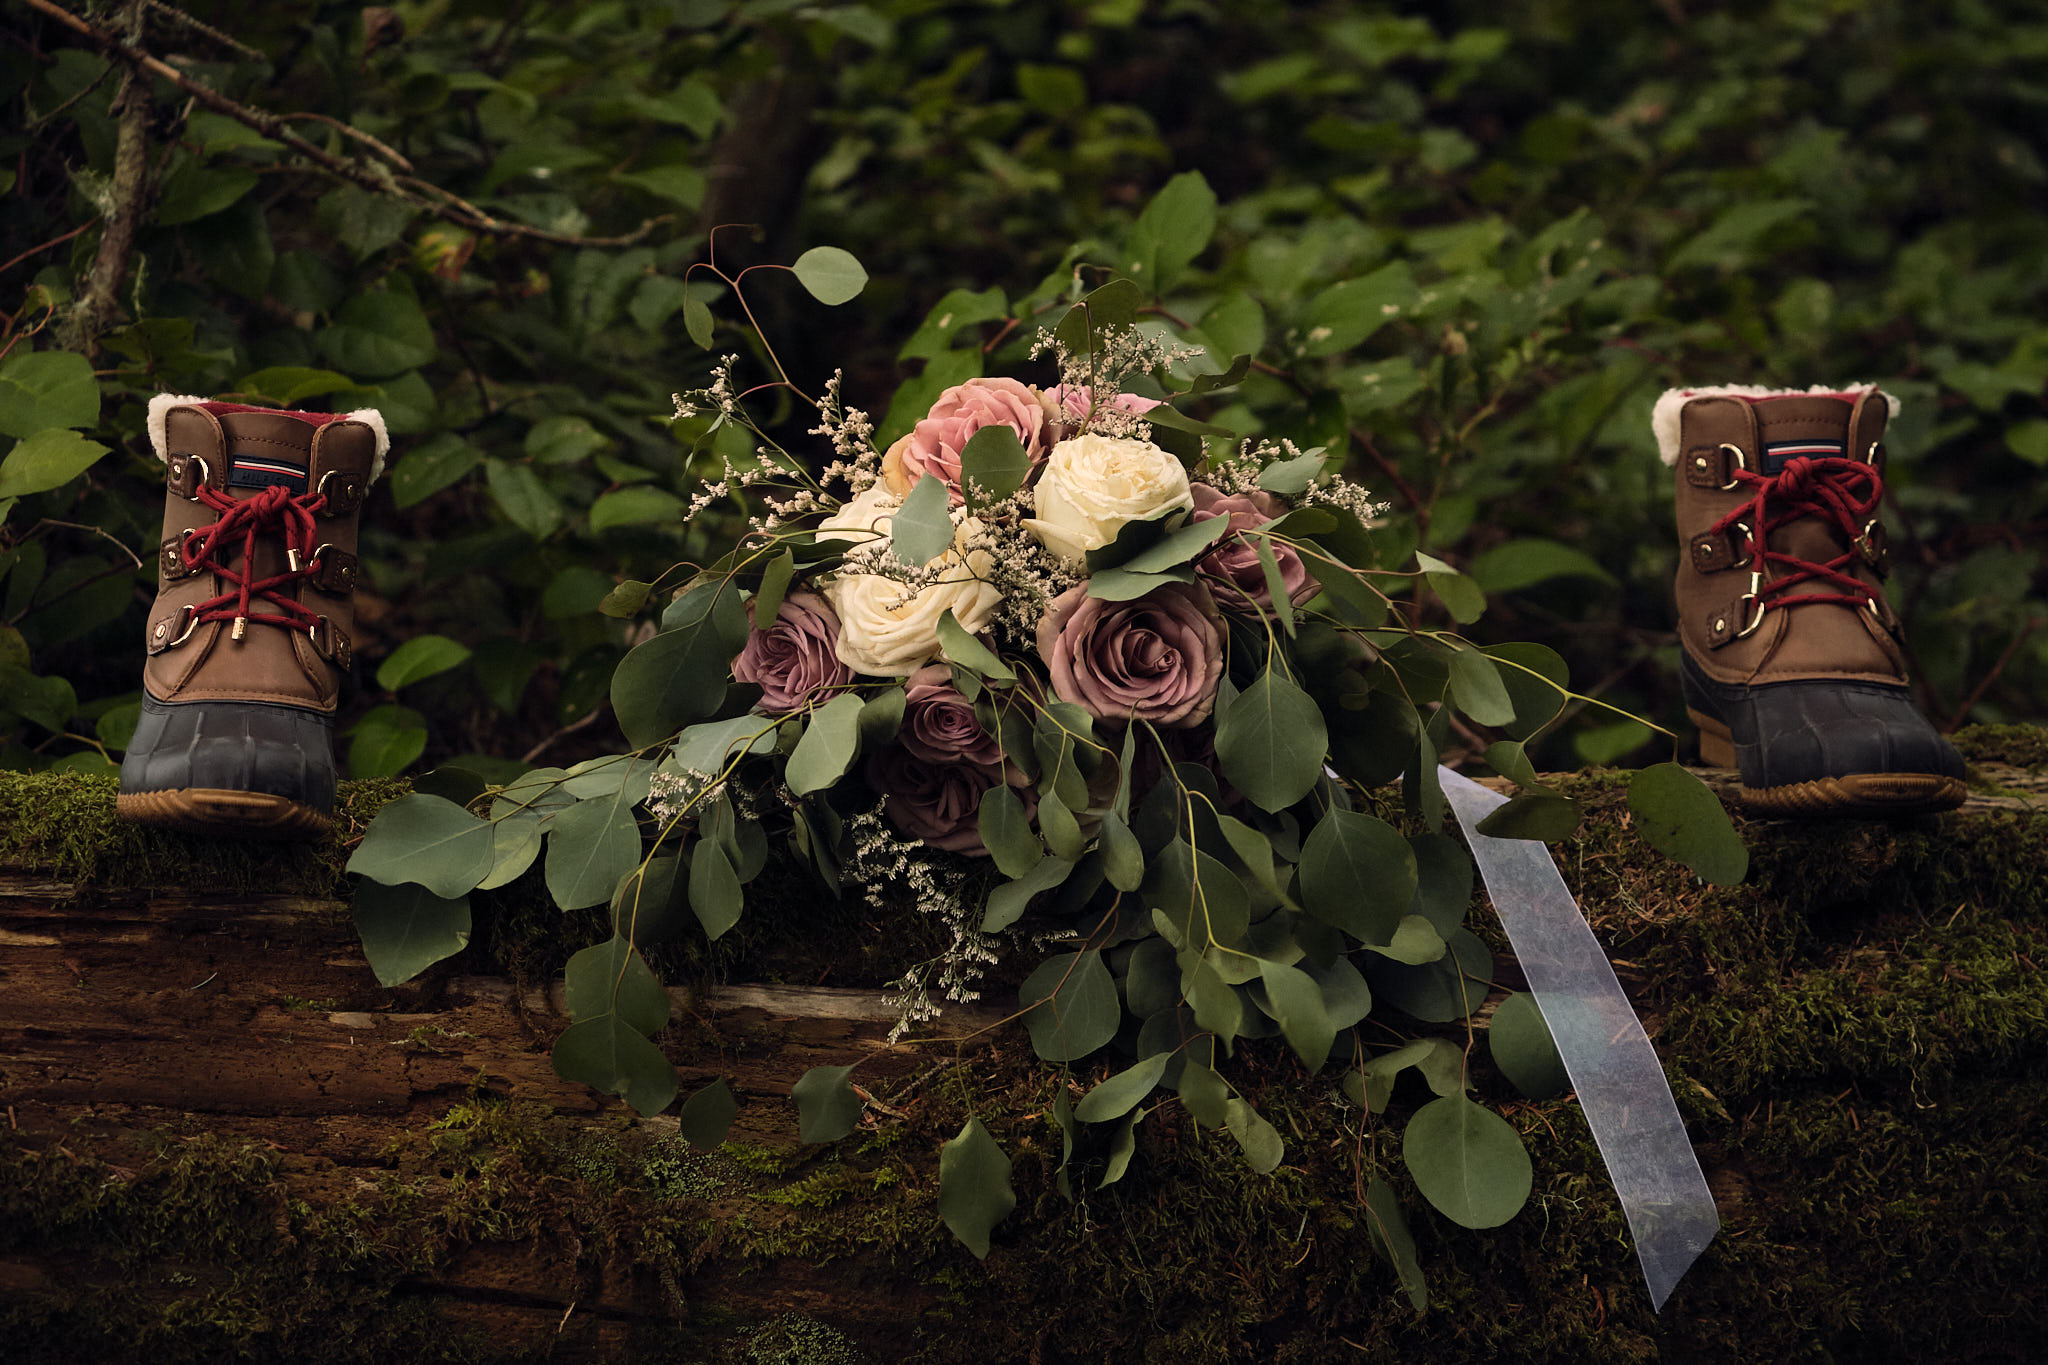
[{"xmin": 1717, "ymin": 443, "xmax": 1747, "ymax": 491}]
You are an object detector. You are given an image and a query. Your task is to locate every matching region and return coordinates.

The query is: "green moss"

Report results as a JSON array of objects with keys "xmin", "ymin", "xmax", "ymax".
[{"xmin": 1951, "ymin": 721, "xmax": 2048, "ymax": 768}]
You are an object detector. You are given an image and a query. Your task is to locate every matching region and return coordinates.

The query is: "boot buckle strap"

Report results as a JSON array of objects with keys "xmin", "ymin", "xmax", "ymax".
[
  {"xmin": 159, "ymin": 533, "xmax": 201, "ymax": 582},
  {"xmin": 305, "ymin": 543, "xmax": 359, "ymax": 595},
  {"xmin": 315, "ymin": 469, "xmax": 367, "ymax": 518},
  {"xmin": 308, "ymin": 615, "xmax": 353, "ymax": 669},
  {"xmin": 1684, "ymin": 443, "xmax": 1747, "ymax": 490},
  {"xmin": 1690, "ymin": 521, "xmax": 1752, "ymax": 573},
  {"xmin": 166, "ymin": 453, "xmax": 213, "ymax": 500},
  {"xmin": 147, "ymin": 604, "xmax": 201, "ymax": 655},
  {"xmin": 1706, "ymin": 573, "xmax": 1767, "ymax": 649}
]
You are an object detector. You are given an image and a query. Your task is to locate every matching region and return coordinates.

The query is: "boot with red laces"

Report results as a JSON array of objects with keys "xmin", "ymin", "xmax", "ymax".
[
  {"xmin": 1656, "ymin": 384, "xmax": 1966, "ymax": 816},
  {"xmin": 117, "ymin": 396, "xmax": 388, "ymax": 837}
]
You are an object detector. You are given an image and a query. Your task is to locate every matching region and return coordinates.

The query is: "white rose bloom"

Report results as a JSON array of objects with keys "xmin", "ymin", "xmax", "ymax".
[
  {"xmin": 819, "ymin": 490, "xmax": 1003, "ymax": 677},
  {"xmin": 1021, "ymin": 433, "xmax": 1194, "ymax": 563}
]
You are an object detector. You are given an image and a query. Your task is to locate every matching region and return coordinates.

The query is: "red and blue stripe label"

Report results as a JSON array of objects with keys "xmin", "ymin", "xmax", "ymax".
[
  {"xmin": 1761, "ymin": 439, "xmax": 1843, "ymax": 474},
  {"xmin": 227, "ymin": 450, "xmax": 308, "ymax": 492}
]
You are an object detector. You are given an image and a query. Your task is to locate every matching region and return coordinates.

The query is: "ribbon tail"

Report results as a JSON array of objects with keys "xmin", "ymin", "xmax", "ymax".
[{"xmin": 1439, "ymin": 766, "xmax": 1719, "ymax": 1312}]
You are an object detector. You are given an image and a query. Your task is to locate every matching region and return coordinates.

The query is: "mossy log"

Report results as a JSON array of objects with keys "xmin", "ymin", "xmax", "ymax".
[{"xmin": 2, "ymin": 730, "xmax": 2045, "ymax": 1364}]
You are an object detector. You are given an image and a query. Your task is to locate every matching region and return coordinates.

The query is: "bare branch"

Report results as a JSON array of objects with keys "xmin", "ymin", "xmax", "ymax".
[{"xmin": 54, "ymin": 0, "xmax": 150, "ymax": 355}]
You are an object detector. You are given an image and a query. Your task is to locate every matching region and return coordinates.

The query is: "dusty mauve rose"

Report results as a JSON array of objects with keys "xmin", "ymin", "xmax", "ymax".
[
  {"xmin": 1188, "ymin": 482, "xmax": 1319, "ymax": 615},
  {"xmin": 1036, "ymin": 581, "xmax": 1225, "ymax": 728},
  {"xmin": 900, "ymin": 664, "xmax": 1004, "ymax": 766},
  {"xmin": 1040, "ymin": 384, "xmax": 1165, "ymax": 442},
  {"xmin": 881, "ymin": 377, "xmax": 1049, "ymax": 503},
  {"xmin": 730, "ymin": 590, "xmax": 853, "ymax": 715},
  {"xmin": 866, "ymin": 746, "xmax": 1034, "ymax": 856}
]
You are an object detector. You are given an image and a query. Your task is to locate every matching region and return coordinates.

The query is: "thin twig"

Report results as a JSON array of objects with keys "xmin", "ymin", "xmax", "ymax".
[
  {"xmin": 274, "ymin": 111, "xmax": 413, "ymax": 173},
  {"xmin": 26, "ymin": 518, "xmax": 147, "ymax": 571},
  {"xmin": 1944, "ymin": 616, "xmax": 2042, "ymax": 733},
  {"xmin": 143, "ymin": 0, "xmax": 263, "ymax": 60},
  {"xmin": 0, "ymin": 219, "xmax": 98, "ymax": 279},
  {"xmin": 1347, "ymin": 425, "xmax": 1423, "ymax": 516},
  {"xmin": 520, "ymin": 704, "xmax": 611, "ymax": 764}
]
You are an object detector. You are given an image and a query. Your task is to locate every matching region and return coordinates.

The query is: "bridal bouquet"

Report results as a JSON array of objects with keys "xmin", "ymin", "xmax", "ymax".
[{"xmin": 345, "ymin": 258, "xmax": 1739, "ymax": 1276}]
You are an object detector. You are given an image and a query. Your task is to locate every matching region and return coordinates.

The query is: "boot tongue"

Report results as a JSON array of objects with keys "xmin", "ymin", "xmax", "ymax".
[
  {"xmin": 1750, "ymin": 395, "xmax": 1852, "ymax": 476},
  {"xmin": 215, "ymin": 410, "xmax": 320, "ymax": 497}
]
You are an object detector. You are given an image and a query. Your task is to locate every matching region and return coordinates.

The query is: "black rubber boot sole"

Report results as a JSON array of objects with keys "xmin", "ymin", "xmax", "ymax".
[{"xmin": 118, "ymin": 694, "xmax": 338, "ymax": 840}]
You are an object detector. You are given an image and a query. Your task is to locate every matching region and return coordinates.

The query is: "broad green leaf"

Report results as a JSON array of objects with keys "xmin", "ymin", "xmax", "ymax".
[
  {"xmin": 1099, "ymin": 1108, "xmax": 1143, "ymax": 1189},
  {"xmin": 1183, "ymin": 954, "xmax": 1243, "ymax": 1045},
  {"xmin": 1075, "ymin": 1052, "xmax": 1170, "ymax": 1123},
  {"xmin": 1446, "ymin": 647, "xmax": 1515, "ymax": 727},
  {"xmin": 352, "ymin": 879, "xmax": 471, "ymax": 986},
  {"xmin": 390, "ymin": 433, "xmax": 482, "ymax": 509},
  {"xmin": 1098, "ymin": 809, "xmax": 1144, "ymax": 892},
  {"xmin": 346, "ymin": 793, "xmax": 496, "ymax": 897},
  {"xmin": 689, "ymin": 837, "xmax": 744, "ymax": 940},
  {"xmin": 1469, "ymin": 538, "xmax": 1616, "ymax": 594},
  {"xmin": 1084, "ymin": 565, "xmax": 1195, "ymax": 601},
  {"xmin": 1416, "ymin": 552, "xmax": 1485, "ymax": 623},
  {"xmin": 234, "ymin": 366, "xmax": 355, "ymax": 408},
  {"xmin": 1367, "ymin": 914, "xmax": 1449, "ymax": 966},
  {"xmin": 552, "ymin": 1016, "xmax": 677, "ymax": 1117},
  {"xmin": 1301, "ymin": 261, "xmax": 1418, "ymax": 357},
  {"xmin": 857, "ymin": 686, "xmax": 905, "ymax": 748},
  {"xmin": 669, "ymin": 714, "xmax": 779, "ymax": 775},
  {"xmin": 610, "ymin": 854, "xmax": 683, "ymax": 940},
  {"xmin": 1475, "ymin": 794, "xmax": 1582, "ymax": 842},
  {"xmin": 1483, "ymin": 642, "xmax": 1570, "ymax": 742},
  {"xmin": 785, "ymin": 692, "xmax": 867, "ymax": 796},
  {"xmin": 347, "ymin": 703, "xmax": 428, "ymax": 778},
  {"xmin": 1365, "ymin": 1178, "xmax": 1429, "ymax": 1313},
  {"xmin": 1628, "ymin": 762, "xmax": 1749, "ymax": 885},
  {"xmin": 1368, "ymin": 927, "xmax": 1491, "ymax": 1022},
  {"xmin": 1299, "ymin": 808, "xmax": 1413, "ymax": 945},
  {"xmin": 982, "ymin": 854, "xmax": 1075, "ymax": 931},
  {"xmin": 1038, "ymin": 790, "xmax": 1085, "ymax": 860},
  {"xmin": 0, "ymin": 351, "xmax": 101, "ymax": 436},
  {"xmin": 1121, "ymin": 170, "xmax": 1217, "ymax": 292},
  {"xmin": 479, "ymin": 815, "xmax": 544, "ymax": 892},
  {"xmin": 937, "ymin": 608, "xmax": 1015, "ymax": 680},
  {"xmin": 754, "ymin": 550, "xmax": 795, "ymax": 624},
  {"xmin": 1256, "ymin": 448, "xmax": 1327, "ymax": 498},
  {"xmin": 1410, "ymin": 833, "xmax": 1472, "ymax": 936},
  {"xmin": 890, "ymin": 473, "xmax": 954, "ymax": 567},
  {"xmin": 0, "ymin": 429, "xmax": 108, "ymax": 498},
  {"xmin": 318, "ymin": 287, "xmax": 437, "ymax": 377},
  {"xmin": 899, "ymin": 286, "xmax": 1008, "ymax": 361},
  {"xmin": 1019, "ymin": 949, "xmax": 1119, "ymax": 1062},
  {"xmin": 1176, "ymin": 1056, "xmax": 1230, "ymax": 1127},
  {"xmin": 1257, "ymin": 957, "xmax": 1336, "ymax": 1072},
  {"xmin": 959, "ymin": 423, "xmax": 1031, "ymax": 508},
  {"xmin": 591, "ymin": 485, "xmax": 685, "ymax": 533},
  {"xmin": 791, "ymin": 246, "xmax": 868, "ymax": 305},
  {"xmin": 939, "ymin": 1117, "xmax": 1015, "ymax": 1259},
  {"xmin": 601, "ymin": 580, "xmax": 654, "ymax": 618},
  {"xmin": 1215, "ymin": 668, "xmax": 1328, "ymax": 812},
  {"xmin": 1302, "ymin": 954, "xmax": 1373, "ymax": 1031},
  {"xmin": 977, "ymin": 782, "xmax": 1041, "ymax": 879},
  {"xmin": 611, "ymin": 589, "xmax": 742, "ymax": 747},
  {"xmin": 677, "ymin": 1078, "xmax": 739, "ymax": 1149},
  {"xmin": 376, "ymin": 634, "xmax": 472, "ymax": 691},
  {"xmin": 1482, "ymin": 740, "xmax": 1544, "ymax": 792},
  {"xmin": 683, "ymin": 289, "xmax": 715, "ymax": 349},
  {"xmin": 791, "ymin": 1063, "xmax": 862, "ymax": 1143},
  {"xmin": 155, "ymin": 160, "xmax": 258, "ymax": 224},
  {"xmin": 485, "ymin": 459, "xmax": 565, "ymax": 540},
  {"xmin": 1403, "ymin": 1094, "xmax": 1533, "ymax": 1229},
  {"xmin": 544, "ymin": 798, "xmax": 643, "ymax": 911},
  {"xmin": 1490, "ymin": 991, "xmax": 1570, "ymax": 1099},
  {"xmin": 1118, "ymin": 515, "xmax": 1233, "ymax": 574},
  {"xmin": 2006, "ymin": 419, "xmax": 2048, "ymax": 467},
  {"xmin": 1145, "ymin": 838, "xmax": 1251, "ymax": 949},
  {"xmin": 564, "ymin": 936, "xmax": 671, "ymax": 1035},
  {"xmin": 1225, "ymin": 1096, "xmax": 1284, "ymax": 1174}
]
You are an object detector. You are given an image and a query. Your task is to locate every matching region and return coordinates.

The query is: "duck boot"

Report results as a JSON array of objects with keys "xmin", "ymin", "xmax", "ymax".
[
  {"xmin": 1657, "ymin": 384, "xmax": 1965, "ymax": 817},
  {"xmin": 116, "ymin": 395, "xmax": 388, "ymax": 838}
]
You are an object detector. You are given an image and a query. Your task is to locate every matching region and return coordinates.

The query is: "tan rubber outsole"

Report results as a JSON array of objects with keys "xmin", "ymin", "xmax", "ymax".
[
  {"xmin": 1688, "ymin": 710, "xmax": 1967, "ymax": 818},
  {"xmin": 116, "ymin": 788, "xmax": 332, "ymax": 840}
]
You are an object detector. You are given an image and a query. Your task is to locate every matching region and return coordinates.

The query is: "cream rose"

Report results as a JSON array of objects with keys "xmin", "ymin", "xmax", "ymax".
[
  {"xmin": 819, "ymin": 488, "xmax": 1003, "ymax": 677},
  {"xmin": 1022, "ymin": 433, "xmax": 1195, "ymax": 563}
]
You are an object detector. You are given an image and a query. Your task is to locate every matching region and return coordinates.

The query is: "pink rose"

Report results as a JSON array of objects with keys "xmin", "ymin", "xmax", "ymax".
[
  {"xmin": 1036, "ymin": 581, "xmax": 1225, "ymax": 729},
  {"xmin": 866, "ymin": 746, "xmax": 1036, "ymax": 857},
  {"xmin": 880, "ymin": 377, "xmax": 1049, "ymax": 504},
  {"xmin": 900, "ymin": 664, "xmax": 1004, "ymax": 766},
  {"xmin": 1044, "ymin": 384, "xmax": 1165, "ymax": 441},
  {"xmin": 1188, "ymin": 482, "xmax": 1319, "ymax": 615},
  {"xmin": 731, "ymin": 590, "xmax": 853, "ymax": 715}
]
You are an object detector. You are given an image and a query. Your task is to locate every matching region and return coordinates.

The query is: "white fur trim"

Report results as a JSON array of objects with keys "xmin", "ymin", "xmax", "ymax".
[
  {"xmin": 1651, "ymin": 384, "xmax": 1900, "ymax": 465},
  {"xmin": 146, "ymin": 393, "xmax": 210, "ymax": 461},
  {"xmin": 343, "ymin": 408, "xmax": 390, "ymax": 483}
]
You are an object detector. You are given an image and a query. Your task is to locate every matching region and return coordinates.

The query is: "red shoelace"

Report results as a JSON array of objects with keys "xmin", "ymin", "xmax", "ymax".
[
  {"xmin": 179, "ymin": 482, "xmax": 329, "ymax": 638},
  {"xmin": 1709, "ymin": 454, "xmax": 1884, "ymax": 614}
]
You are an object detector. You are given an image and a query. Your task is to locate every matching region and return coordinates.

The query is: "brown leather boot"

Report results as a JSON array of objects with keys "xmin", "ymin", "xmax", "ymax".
[
  {"xmin": 1657, "ymin": 384, "xmax": 1966, "ymax": 817},
  {"xmin": 116, "ymin": 397, "xmax": 387, "ymax": 838}
]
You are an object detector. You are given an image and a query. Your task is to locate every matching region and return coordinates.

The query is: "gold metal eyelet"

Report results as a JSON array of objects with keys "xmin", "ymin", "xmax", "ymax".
[
  {"xmin": 1734, "ymin": 570, "xmax": 1767, "ymax": 639},
  {"xmin": 1717, "ymin": 443, "xmax": 1747, "ymax": 491}
]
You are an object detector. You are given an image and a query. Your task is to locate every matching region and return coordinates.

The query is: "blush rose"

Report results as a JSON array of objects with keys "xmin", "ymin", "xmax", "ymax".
[
  {"xmin": 1036, "ymin": 580, "xmax": 1225, "ymax": 728},
  {"xmin": 881, "ymin": 377, "xmax": 1050, "ymax": 504},
  {"xmin": 1188, "ymin": 482, "xmax": 1319, "ymax": 614},
  {"xmin": 730, "ymin": 590, "xmax": 853, "ymax": 715}
]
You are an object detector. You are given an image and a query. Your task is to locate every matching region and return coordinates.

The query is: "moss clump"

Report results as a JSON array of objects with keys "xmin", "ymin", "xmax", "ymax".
[{"xmin": 1951, "ymin": 721, "xmax": 2048, "ymax": 768}]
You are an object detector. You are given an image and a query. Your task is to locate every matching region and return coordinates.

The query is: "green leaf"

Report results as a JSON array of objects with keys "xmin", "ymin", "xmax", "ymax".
[
  {"xmin": 1403, "ymin": 1094, "xmax": 1533, "ymax": 1229},
  {"xmin": 1214, "ymin": 667, "xmax": 1328, "ymax": 812},
  {"xmin": 689, "ymin": 837, "xmax": 744, "ymax": 940},
  {"xmin": 890, "ymin": 473, "xmax": 954, "ymax": 567},
  {"xmin": 1489, "ymin": 991, "xmax": 1570, "ymax": 1099},
  {"xmin": 351, "ymin": 879, "xmax": 471, "ymax": 986},
  {"xmin": 2006, "ymin": 419, "xmax": 2048, "ymax": 467},
  {"xmin": 791, "ymin": 1063, "xmax": 862, "ymax": 1143},
  {"xmin": 982, "ymin": 855, "xmax": 1075, "ymax": 932},
  {"xmin": 1627, "ymin": 762, "xmax": 1749, "ymax": 885},
  {"xmin": 683, "ymin": 289, "xmax": 715, "ymax": 349},
  {"xmin": 1300, "ymin": 261, "xmax": 1418, "ymax": 357},
  {"xmin": 611, "ymin": 586, "xmax": 742, "ymax": 747},
  {"xmin": 1038, "ymin": 791, "xmax": 1085, "ymax": 860},
  {"xmin": 1075, "ymin": 1053, "xmax": 1170, "ymax": 1124},
  {"xmin": 938, "ymin": 1116, "xmax": 1016, "ymax": 1259},
  {"xmin": 1474, "ymin": 794, "xmax": 1582, "ymax": 842},
  {"xmin": 1019, "ymin": 950, "xmax": 1119, "ymax": 1062},
  {"xmin": 1225, "ymin": 1096, "xmax": 1284, "ymax": 1174},
  {"xmin": 785, "ymin": 692, "xmax": 867, "ymax": 796},
  {"xmin": 1367, "ymin": 914, "xmax": 1449, "ymax": 966},
  {"xmin": 1368, "ymin": 926, "xmax": 1491, "ymax": 1021},
  {"xmin": 1410, "ymin": 833, "xmax": 1472, "ymax": 936},
  {"xmin": 677, "ymin": 1078, "xmax": 739, "ymax": 1149},
  {"xmin": 1666, "ymin": 198, "xmax": 1808, "ymax": 272},
  {"xmin": 564, "ymin": 936, "xmax": 672, "ymax": 1035},
  {"xmin": 1123, "ymin": 517, "xmax": 1235, "ymax": 576},
  {"xmin": 1121, "ymin": 170, "xmax": 1217, "ymax": 292},
  {"xmin": 1483, "ymin": 740, "xmax": 1544, "ymax": 792},
  {"xmin": 389, "ymin": 433, "xmax": 482, "ymax": 509},
  {"xmin": 1256, "ymin": 448, "xmax": 1328, "ymax": 499},
  {"xmin": 791, "ymin": 246, "xmax": 868, "ymax": 305},
  {"xmin": 1468, "ymin": 538, "xmax": 1616, "ymax": 594},
  {"xmin": 857, "ymin": 686, "xmax": 905, "ymax": 748},
  {"xmin": 1446, "ymin": 648, "xmax": 1515, "ymax": 727},
  {"xmin": 899, "ymin": 286, "xmax": 1009, "ymax": 361},
  {"xmin": 1416, "ymin": 552, "xmax": 1485, "ymax": 624},
  {"xmin": 552, "ymin": 1016, "xmax": 677, "ymax": 1117},
  {"xmin": 0, "ymin": 429, "xmax": 109, "ymax": 498},
  {"xmin": 1098, "ymin": 809, "xmax": 1144, "ymax": 892},
  {"xmin": 347, "ymin": 703, "xmax": 428, "ymax": 778},
  {"xmin": 591, "ymin": 486, "xmax": 685, "ymax": 533},
  {"xmin": 753, "ymin": 550, "xmax": 795, "ymax": 624},
  {"xmin": 376, "ymin": 634, "xmax": 473, "ymax": 691},
  {"xmin": 1099, "ymin": 1108, "xmax": 1143, "ymax": 1189},
  {"xmin": 1365, "ymin": 1178, "xmax": 1429, "ymax": 1313},
  {"xmin": 153, "ymin": 161, "xmax": 259, "ymax": 225},
  {"xmin": 1257, "ymin": 957, "xmax": 1336, "ymax": 1072},
  {"xmin": 937, "ymin": 608, "xmax": 1014, "ymax": 680},
  {"xmin": 485, "ymin": 459, "xmax": 566, "ymax": 540},
  {"xmin": 318, "ymin": 287, "xmax": 437, "ymax": 378},
  {"xmin": 1299, "ymin": 808, "xmax": 1413, "ymax": 945},
  {"xmin": 234, "ymin": 366, "xmax": 356, "ymax": 408},
  {"xmin": 1483, "ymin": 642, "xmax": 1570, "ymax": 742},
  {"xmin": 977, "ymin": 782, "xmax": 1041, "ymax": 879},
  {"xmin": 544, "ymin": 798, "xmax": 643, "ymax": 911},
  {"xmin": 1146, "ymin": 838, "xmax": 1251, "ymax": 948},
  {"xmin": 959, "ymin": 423, "xmax": 1031, "ymax": 508},
  {"xmin": 1084, "ymin": 565, "xmax": 1195, "ymax": 601},
  {"xmin": 479, "ymin": 815, "xmax": 544, "ymax": 892},
  {"xmin": 346, "ymin": 793, "xmax": 496, "ymax": 897}
]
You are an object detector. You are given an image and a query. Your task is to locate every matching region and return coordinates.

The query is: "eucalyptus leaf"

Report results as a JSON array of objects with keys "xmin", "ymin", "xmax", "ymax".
[
  {"xmin": 1075, "ymin": 1053, "xmax": 1170, "ymax": 1123},
  {"xmin": 785, "ymin": 692, "xmax": 867, "ymax": 796},
  {"xmin": 891, "ymin": 473, "xmax": 954, "ymax": 567},
  {"xmin": 791, "ymin": 245, "xmax": 868, "ymax": 305},
  {"xmin": 689, "ymin": 838, "xmax": 744, "ymax": 940},
  {"xmin": 1214, "ymin": 668, "xmax": 1328, "ymax": 812},
  {"xmin": 1257, "ymin": 957, "xmax": 1337, "ymax": 1072},
  {"xmin": 552, "ymin": 1016, "xmax": 677, "ymax": 1117},
  {"xmin": 544, "ymin": 797, "xmax": 643, "ymax": 911},
  {"xmin": 938, "ymin": 1116, "xmax": 1015, "ymax": 1259},
  {"xmin": 1629, "ymin": 762, "xmax": 1749, "ymax": 885},
  {"xmin": 563, "ymin": 936, "xmax": 671, "ymax": 1035},
  {"xmin": 1019, "ymin": 950, "xmax": 1119, "ymax": 1062},
  {"xmin": 352, "ymin": 879, "xmax": 471, "ymax": 987},
  {"xmin": 960, "ymin": 423, "xmax": 1030, "ymax": 507},
  {"xmin": 977, "ymin": 782, "xmax": 1042, "ymax": 879},
  {"xmin": 1225, "ymin": 1096, "xmax": 1284, "ymax": 1174},
  {"xmin": 1365, "ymin": 1177, "xmax": 1429, "ymax": 1313},
  {"xmin": 1299, "ymin": 808, "xmax": 1413, "ymax": 945},
  {"xmin": 1490, "ymin": 991, "xmax": 1570, "ymax": 1099},
  {"xmin": 982, "ymin": 855, "xmax": 1074, "ymax": 931},
  {"xmin": 1403, "ymin": 1094, "xmax": 1533, "ymax": 1229},
  {"xmin": 1475, "ymin": 793, "xmax": 1583, "ymax": 842},
  {"xmin": 346, "ymin": 794, "xmax": 496, "ymax": 898},
  {"xmin": 676, "ymin": 1078, "xmax": 739, "ymax": 1149},
  {"xmin": 791, "ymin": 1063, "xmax": 862, "ymax": 1143}
]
